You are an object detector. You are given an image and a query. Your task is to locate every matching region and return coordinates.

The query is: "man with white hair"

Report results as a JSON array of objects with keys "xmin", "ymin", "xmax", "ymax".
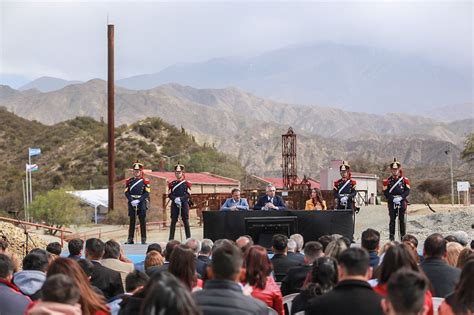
[
  {"xmin": 289, "ymin": 234, "xmax": 305, "ymax": 264},
  {"xmin": 185, "ymin": 238, "xmax": 207, "ymax": 278},
  {"xmin": 253, "ymin": 184, "xmax": 287, "ymax": 210}
]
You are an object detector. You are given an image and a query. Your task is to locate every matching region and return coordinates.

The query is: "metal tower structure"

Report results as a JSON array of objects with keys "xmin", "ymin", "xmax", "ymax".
[{"xmin": 282, "ymin": 127, "xmax": 298, "ymax": 190}]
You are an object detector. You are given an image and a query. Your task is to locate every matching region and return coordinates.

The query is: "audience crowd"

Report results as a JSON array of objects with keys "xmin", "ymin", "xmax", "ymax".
[{"xmin": 0, "ymin": 228, "xmax": 472, "ymax": 315}]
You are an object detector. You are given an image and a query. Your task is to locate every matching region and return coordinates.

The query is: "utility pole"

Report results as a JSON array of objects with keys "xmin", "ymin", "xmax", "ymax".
[
  {"xmin": 445, "ymin": 146, "xmax": 454, "ymax": 206},
  {"xmin": 107, "ymin": 24, "xmax": 115, "ymax": 211}
]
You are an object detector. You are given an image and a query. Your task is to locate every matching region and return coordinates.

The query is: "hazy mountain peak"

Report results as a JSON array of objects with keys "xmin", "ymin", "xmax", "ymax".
[{"xmin": 20, "ymin": 76, "xmax": 83, "ymax": 92}]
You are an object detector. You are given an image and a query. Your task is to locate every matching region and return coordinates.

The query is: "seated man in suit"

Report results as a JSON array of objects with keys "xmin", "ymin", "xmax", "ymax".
[
  {"xmin": 270, "ymin": 234, "xmax": 300, "ymax": 282},
  {"xmin": 254, "ymin": 184, "xmax": 287, "ymax": 211},
  {"xmin": 281, "ymin": 241, "xmax": 324, "ymax": 296},
  {"xmin": 220, "ymin": 188, "xmax": 249, "ymax": 211},
  {"xmin": 85, "ymin": 238, "xmax": 124, "ymax": 300}
]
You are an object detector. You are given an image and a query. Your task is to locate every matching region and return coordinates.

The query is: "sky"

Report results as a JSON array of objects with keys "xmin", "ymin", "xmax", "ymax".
[{"xmin": 1, "ymin": 0, "xmax": 472, "ymax": 88}]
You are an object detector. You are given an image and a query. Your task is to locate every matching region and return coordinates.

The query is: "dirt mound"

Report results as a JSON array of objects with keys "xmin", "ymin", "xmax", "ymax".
[{"xmin": 0, "ymin": 222, "xmax": 49, "ymax": 259}]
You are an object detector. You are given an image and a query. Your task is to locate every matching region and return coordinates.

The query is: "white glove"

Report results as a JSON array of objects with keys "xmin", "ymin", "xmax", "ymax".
[
  {"xmin": 174, "ymin": 197, "xmax": 181, "ymax": 206},
  {"xmin": 340, "ymin": 196, "xmax": 348, "ymax": 204},
  {"xmin": 393, "ymin": 197, "xmax": 402, "ymax": 204},
  {"xmin": 131, "ymin": 200, "xmax": 140, "ymax": 207}
]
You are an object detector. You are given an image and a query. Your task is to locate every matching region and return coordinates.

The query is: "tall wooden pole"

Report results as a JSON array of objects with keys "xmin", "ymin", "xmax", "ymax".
[{"xmin": 108, "ymin": 24, "xmax": 115, "ymax": 211}]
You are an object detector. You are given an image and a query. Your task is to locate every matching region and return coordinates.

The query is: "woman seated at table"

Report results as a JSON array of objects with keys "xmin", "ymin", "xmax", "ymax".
[{"xmin": 305, "ymin": 189, "xmax": 327, "ymax": 210}]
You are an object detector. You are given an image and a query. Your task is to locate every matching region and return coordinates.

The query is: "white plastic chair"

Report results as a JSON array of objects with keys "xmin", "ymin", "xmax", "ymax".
[
  {"xmin": 432, "ymin": 297, "xmax": 444, "ymax": 315},
  {"xmin": 283, "ymin": 293, "xmax": 299, "ymax": 315}
]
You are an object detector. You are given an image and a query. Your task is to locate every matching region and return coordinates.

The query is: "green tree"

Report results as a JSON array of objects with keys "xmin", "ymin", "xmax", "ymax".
[{"xmin": 30, "ymin": 188, "xmax": 85, "ymax": 227}]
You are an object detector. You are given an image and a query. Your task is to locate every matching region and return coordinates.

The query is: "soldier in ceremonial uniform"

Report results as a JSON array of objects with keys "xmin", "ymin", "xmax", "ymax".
[
  {"xmin": 168, "ymin": 163, "xmax": 192, "ymax": 240},
  {"xmin": 333, "ymin": 161, "xmax": 357, "ymax": 210},
  {"xmin": 124, "ymin": 161, "xmax": 150, "ymax": 244},
  {"xmin": 383, "ymin": 158, "xmax": 410, "ymax": 241}
]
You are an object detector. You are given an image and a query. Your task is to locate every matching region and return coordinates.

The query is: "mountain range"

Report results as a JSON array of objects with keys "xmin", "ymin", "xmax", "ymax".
[
  {"xmin": 11, "ymin": 42, "xmax": 473, "ymax": 117},
  {"xmin": 1, "ymin": 80, "xmax": 471, "ymax": 178}
]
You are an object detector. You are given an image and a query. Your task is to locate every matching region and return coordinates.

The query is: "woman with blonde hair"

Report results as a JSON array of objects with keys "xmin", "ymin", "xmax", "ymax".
[
  {"xmin": 144, "ymin": 250, "xmax": 164, "ymax": 273},
  {"xmin": 305, "ymin": 189, "xmax": 327, "ymax": 210},
  {"xmin": 446, "ymin": 242, "xmax": 464, "ymax": 267}
]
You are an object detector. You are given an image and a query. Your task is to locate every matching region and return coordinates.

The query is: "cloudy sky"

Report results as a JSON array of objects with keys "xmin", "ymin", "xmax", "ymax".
[{"xmin": 1, "ymin": 0, "xmax": 472, "ymax": 88}]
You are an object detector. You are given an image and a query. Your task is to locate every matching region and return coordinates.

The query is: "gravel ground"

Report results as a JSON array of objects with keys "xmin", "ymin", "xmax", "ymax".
[{"xmin": 354, "ymin": 204, "xmax": 474, "ymax": 246}]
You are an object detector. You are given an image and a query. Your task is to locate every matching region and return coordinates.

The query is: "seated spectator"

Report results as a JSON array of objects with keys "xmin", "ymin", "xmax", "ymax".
[
  {"xmin": 85, "ymin": 238, "xmax": 124, "ymax": 300},
  {"xmin": 185, "ymin": 238, "xmax": 207, "ymax": 278},
  {"xmin": 291, "ymin": 256, "xmax": 338, "ymax": 314},
  {"xmin": 444, "ymin": 235, "xmax": 458, "ymax": 243},
  {"xmin": 318, "ymin": 235, "xmax": 335, "ymax": 252},
  {"xmin": 142, "ymin": 271, "xmax": 201, "ymax": 315},
  {"xmin": 28, "ymin": 274, "xmax": 81, "ymax": 315},
  {"xmin": 420, "ymin": 233, "xmax": 461, "ymax": 297},
  {"xmin": 361, "ymin": 228, "xmax": 380, "ymax": 268},
  {"xmin": 456, "ymin": 247, "xmax": 473, "ymax": 269},
  {"xmin": 451, "ymin": 231, "xmax": 469, "ymax": 247},
  {"xmin": 290, "ymin": 234, "xmax": 305, "ymax": 260},
  {"xmin": 134, "ymin": 243, "xmax": 162, "ymax": 272},
  {"xmin": 76, "ymin": 258, "xmax": 105, "ymax": 297},
  {"xmin": 144, "ymin": 251, "xmax": 164, "ymax": 273},
  {"xmin": 0, "ymin": 254, "xmax": 30, "ymax": 315},
  {"xmin": 325, "ymin": 238, "xmax": 348, "ymax": 260},
  {"xmin": 438, "ymin": 258, "xmax": 474, "ymax": 315},
  {"xmin": 373, "ymin": 244, "xmax": 433, "ymax": 315},
  {"xmin": 381, "ymin": 269, "xmax": 429, "ymax": 315},
  {"xmin": 169, "ymin": 244, "xmax": 201, "ymax": 292},
  {"xmin": 197, "ymin": 239, "xmax": 213, "ymax": 277},
  {"xmin": 220, "ymin": 188, "xmax": 249, "ymax": 211},
  {"xmin": 147, "ymin": 240, "xmax": 180, "ymax": 275},
  {"xmin": 253, "ymin": 184, "xmax": 287, "ymax": 211},
  {"xmin": 68, "ymin": 239, "xmax": 84, "ymax": 261},
  {"xmin": 0, "ymin": 239, "xmax": 20, "ymax": 272},
  {"xmin": 101, "ymin": 240, "xmax": 134, "ymax": 289},
  {"xmin": 236, "ymin": 235, "xmax": 253, "ymax": 255},
  {"xmin": 271, "ymin": 234, "xmax": 300, "ymax": 282},
  {"xmin": 46, "ymin": 242, "xmax": 62, "ymax": 260},
  {"xmin": 446, "ymin": 242, "xmax": 463, "ymax": 267},
  {"xmin": 281, "ymin": 241, "xmax": 324, "ymax": 296},
  {"xmin": 287, "ymin": 239, "xmax": 304, "ymax": 264},
  {"xmin": 244, "ymin": 245, "xmax": 283, "ymax": 315},
  {"xmin": 107, "ymin": 270, "xmax": 149, "ymax": 315},
  {"xmin": 47, "ymin": 257, "xmax": 109, "ymax": 315},
  {"xmin": 13, "ymin": 248, "xmax": 49, "ymax": 300},
  {"xmin": 305, "ymin": 188, "xmax": 327, "ymax": 210},
  {"xmin": 402, "ymin": 234, "xmax": 422, "ymax": 263},
  {"xmin": 306, "ymin": 248, "xmax": 384, "ymax": 315},
  {"xmin": 193, "ymin": 242, "xmax": 267, "ymax": 315}
]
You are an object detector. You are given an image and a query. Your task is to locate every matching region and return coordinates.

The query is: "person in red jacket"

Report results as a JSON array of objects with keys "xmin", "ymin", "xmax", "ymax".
[
  {"xmin": 383, "ymin": 158, "xmax": 410, "ymax": 241},
  {"xmin": 243, "ymin": 245, "xmax": 284, "ymax": 315}
]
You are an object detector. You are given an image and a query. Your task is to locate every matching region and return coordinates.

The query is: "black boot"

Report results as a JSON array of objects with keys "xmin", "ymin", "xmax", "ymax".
[
  {"xmin": 169, "ymin": 219, "xmax": 177, "ymax": 240},
  {"xmin": 183, "ymin": 219, "xmax": 191, "ymax": 238},
  {"xmin": 125, "ymin": 239, "xmax": 134, "ymax": 244}
]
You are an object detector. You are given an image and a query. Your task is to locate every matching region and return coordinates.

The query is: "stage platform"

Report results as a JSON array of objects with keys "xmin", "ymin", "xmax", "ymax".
[{"xmin": 203, "ymin": 210, "xmax": 354, "ymax": 243}]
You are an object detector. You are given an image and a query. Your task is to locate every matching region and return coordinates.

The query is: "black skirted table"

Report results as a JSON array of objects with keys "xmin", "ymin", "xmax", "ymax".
[{"xmin": 202, "ymin": 210, "xmax": 354, "ymax": 242}]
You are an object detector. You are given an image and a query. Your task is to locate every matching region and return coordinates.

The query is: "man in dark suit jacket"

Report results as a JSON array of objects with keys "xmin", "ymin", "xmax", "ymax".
[
  {"xmin": 196, "ymin": 239, "xmax": 213, "ymax": 278},
  {"xmin": 254, "ymin": 184, "xmax": 287, "ymax": 210},
  {"xmin": 270, "ymin": 234, "xmax": 300, "ymax": 282},
  {"xmin": 281, "ymin": 241, "xmax": 323, "ymax": 296},
  {"xmin": 307, "ymin": 248, "xmax": 383, "ymax": 315},
  {"xmin": 85, "ymin": 238, "xmax": 124, "ymax": 300},
  {"xmin": 193, "ymin": 242, "xmax": 267, "ymax": 315},
  {"xmin": 420, "ymin": 233, "xmax": 461, "ymax": 297}
]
